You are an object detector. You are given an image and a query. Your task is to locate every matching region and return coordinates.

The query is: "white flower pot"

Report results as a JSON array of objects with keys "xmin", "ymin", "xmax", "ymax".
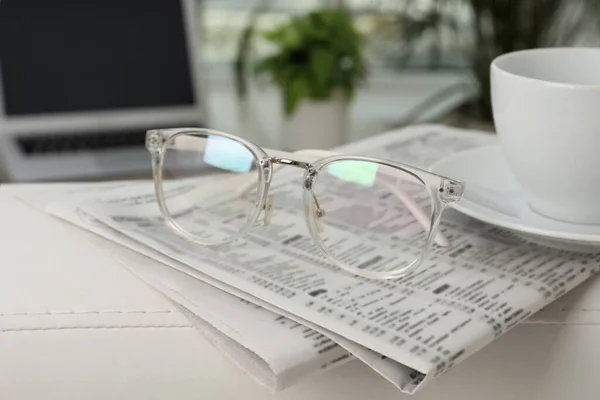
[{"xmin": 281, "ymin": 96, "xmax": 348, "ymax": 151}]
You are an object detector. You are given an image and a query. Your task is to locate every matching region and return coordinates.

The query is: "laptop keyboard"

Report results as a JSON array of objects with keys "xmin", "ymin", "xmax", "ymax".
[{"xmin": 16, "ymin": 129, "xmax": 152, "ymax": 156}]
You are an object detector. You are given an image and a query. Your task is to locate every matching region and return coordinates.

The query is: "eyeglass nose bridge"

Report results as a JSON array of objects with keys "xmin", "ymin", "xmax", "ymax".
[
  {"xmin": 269, "ymin": 156, "xmax": 312, "ymax": 170},
  {"xmin": 265, "ymin": 156, "xmax": 323, "ymax": 222},
  {"xmin": 268, "ymin": 156, "xmax": 317, "ymax": 191}
]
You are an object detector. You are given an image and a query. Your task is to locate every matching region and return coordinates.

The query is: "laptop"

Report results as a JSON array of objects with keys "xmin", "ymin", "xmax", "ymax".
[{"xmin": 0, "ymin": 0, "xmax": 206, "ymax": 182}]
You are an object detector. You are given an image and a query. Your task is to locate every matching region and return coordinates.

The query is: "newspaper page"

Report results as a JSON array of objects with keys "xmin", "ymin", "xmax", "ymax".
[
  {"xmin": 17, "ymin": 183, "xmax": 352, "ymax": 391},
  {"xmin": 31, "ymin": 172, "xmax": 429, "ymax": 390},
  {"xmin": 28, "ymin": 182, "xmax": 426, "ymax": 391},
  {"xmin": 45, "ymin": 124, "xmax": 600, "ymax": 394}
]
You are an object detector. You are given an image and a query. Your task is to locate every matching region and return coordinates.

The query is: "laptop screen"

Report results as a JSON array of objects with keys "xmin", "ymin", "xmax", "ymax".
[{"xmin": 0, "ymin": 0, "xmax": 195, "ymax": 117}]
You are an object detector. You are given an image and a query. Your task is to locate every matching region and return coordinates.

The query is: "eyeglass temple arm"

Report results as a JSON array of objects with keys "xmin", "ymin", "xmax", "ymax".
[{"xmin": 236, "ymin": 148, "xmax": 450, "ymax": 248}]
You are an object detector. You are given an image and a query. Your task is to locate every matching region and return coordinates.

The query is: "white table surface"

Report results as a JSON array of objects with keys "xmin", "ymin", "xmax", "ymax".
[{"xmin": 1, "ymin": 183, "xmax": 600, "ymax": 400}]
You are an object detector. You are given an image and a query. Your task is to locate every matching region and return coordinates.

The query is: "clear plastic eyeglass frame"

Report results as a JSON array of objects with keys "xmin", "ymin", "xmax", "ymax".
[{"xmin": 146, "ymin": 128, "xmax": 465, "ymax": 280}]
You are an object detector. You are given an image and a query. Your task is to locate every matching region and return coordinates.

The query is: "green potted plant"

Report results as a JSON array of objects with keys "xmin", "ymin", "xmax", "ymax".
[{"xmin": 253, "ymin": 7, "xmax": 366, "ymax": 150}]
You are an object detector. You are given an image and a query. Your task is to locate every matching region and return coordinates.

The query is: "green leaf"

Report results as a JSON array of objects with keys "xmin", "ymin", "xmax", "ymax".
[
  {"xmin": 309, "ymin": 48, "xmax": 334, "ymax": 97},
  {"xmin": 263, "ymin": 23, "xmax": 302, "ymax": 49},
  {"xmin": 284, "ymin": 72, "xmax": 310, "ymax": 116},
  {"xmin": 262, "ymin": 26, "xmax": 286, "ymax": 44}
]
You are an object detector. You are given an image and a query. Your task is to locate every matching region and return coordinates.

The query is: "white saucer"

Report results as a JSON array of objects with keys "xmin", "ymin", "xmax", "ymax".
[{"xmin": 430, "ymin": 145, "xmax": 600, "ymax": 251}]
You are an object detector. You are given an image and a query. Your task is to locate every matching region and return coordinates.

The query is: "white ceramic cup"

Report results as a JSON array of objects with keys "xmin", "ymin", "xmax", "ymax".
[{"xmin": 491, "ymin": 47, "xmax": 600, "ymax": 224}]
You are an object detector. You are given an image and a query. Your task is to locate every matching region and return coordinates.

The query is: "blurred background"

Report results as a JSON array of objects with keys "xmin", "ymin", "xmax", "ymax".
[{"xmin": 0, "ymin": 0, "xmax": 599, "ymax": 182}]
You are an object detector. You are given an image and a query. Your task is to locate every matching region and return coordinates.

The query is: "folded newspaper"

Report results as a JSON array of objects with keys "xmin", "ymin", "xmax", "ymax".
[{"xmin": 19, "ymin": 124, "xmax": 600, "ymax": 394}]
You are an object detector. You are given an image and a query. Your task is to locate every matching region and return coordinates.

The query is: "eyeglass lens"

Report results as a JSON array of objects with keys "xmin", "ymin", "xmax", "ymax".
[
  {"xmin": 159, "ymin": 132, "xmax": 262, "ymax": 244},
  {"xmin": 310, "ymin": 160, "xmax": 434, "ymax": 275}
]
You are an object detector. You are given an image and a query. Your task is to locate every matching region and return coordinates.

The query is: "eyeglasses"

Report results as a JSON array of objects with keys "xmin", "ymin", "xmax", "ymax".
[{"xmin": 145, "ymin": 128, "xmax": 465, "ymax": 280}]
